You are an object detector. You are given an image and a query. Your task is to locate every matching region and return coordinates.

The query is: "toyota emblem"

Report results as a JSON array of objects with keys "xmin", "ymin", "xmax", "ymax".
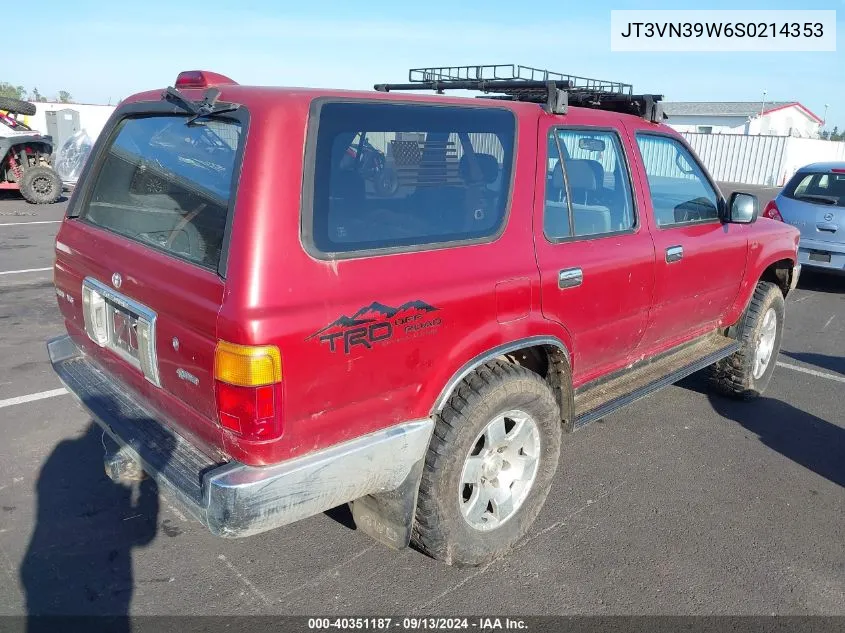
[
  {"xmin": 824, "ymin": 212, "xmax": 834, "ymax": 222},
  {"xmin": 111, "ymin": 272, "xmax": 122, "ymax": 289}
]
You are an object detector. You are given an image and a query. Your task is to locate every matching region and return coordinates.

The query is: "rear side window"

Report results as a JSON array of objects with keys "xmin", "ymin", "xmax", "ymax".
[
  {"xmin": 544, "ymin": 128, "xmax": 636, "ymax": 240},
  {"xmin": 79, "ymin": 115, "xmax": 243, "ymax": 270},
  {"xmin": 306, "ymin": 102, "xmax": 516, "ymax": 257},
  {"xmin": 783, "ymin": 171, "xmax": 845, "ymax": 207}
]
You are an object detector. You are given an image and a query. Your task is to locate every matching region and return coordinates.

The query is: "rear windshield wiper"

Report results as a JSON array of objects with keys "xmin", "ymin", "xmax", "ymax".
[
  {"xmin": 163, "ymin": 86, "xmax": 240, "ymax": 125},
  {"xmin": 795, "ymin": 193, "xmax": 839, "ymax": 206}
]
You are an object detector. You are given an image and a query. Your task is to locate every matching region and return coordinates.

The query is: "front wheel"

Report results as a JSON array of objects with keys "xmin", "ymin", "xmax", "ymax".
[
  {"xmin": 413, "ymin": 360, "xmax": 562, "ymax": 566},
  {"xmin": 708, "ymin": 281, "xmax": 785, "ymax": 399}
]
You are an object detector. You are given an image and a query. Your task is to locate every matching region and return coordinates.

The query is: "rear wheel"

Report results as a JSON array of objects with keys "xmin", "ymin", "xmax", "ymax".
[
  {"xmin": 413, "ymin": 360, "xmax": 562, "ymax": 566},
  {"xmin": 708, "ymin": 281, "xmax": 785, "ymax": 399},
  {"xmin": 20, "ymin": 166, "xmax": 62, "ymax": 204}
]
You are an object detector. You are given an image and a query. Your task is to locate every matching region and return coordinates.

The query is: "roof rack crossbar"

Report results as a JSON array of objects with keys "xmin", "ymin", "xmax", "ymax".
[
  {"xmin": 374, "ymin": 64, "xmax": 665, "ymax": 121},
  {"xmin": 408, "ymin": 65, "xmax": 633, "ymax": 95}
]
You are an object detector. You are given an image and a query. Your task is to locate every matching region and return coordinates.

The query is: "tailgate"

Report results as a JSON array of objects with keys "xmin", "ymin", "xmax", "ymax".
[{"xmin": 53, "ymin": 112, "xmax": 245, "ymax": 459}]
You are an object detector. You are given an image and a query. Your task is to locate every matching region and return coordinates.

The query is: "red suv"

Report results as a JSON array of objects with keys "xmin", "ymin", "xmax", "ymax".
[{"xmin": 48, "ymin": 65, "xmax": 801, "ymax": 566}]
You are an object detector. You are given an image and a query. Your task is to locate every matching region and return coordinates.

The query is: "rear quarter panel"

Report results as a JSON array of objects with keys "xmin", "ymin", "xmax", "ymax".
[{"xmin": 218, "ymin": 95, "xmax": 571, "ymax": 465}]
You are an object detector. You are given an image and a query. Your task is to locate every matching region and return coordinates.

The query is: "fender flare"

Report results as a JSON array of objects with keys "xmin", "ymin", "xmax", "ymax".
[
  {"xmin": 725, "ymin": 254, "xmax": 799, "ymax": 328},
  {"xmin": 430, "ymin": 335, "xmax": 571, "ymax": 414}
]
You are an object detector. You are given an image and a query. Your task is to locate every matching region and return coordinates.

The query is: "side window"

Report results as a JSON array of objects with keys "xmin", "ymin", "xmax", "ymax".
[
  {"xmin": 544, "ymin": 128, "xmax": 635, "ymax": 240},
  {"xmin": 636, "ymin": 134, "xmax": 720, "ymax": 228},
  {"xmin": 307, "ymin": 102, "xmax": 515, "ymax": 256}
]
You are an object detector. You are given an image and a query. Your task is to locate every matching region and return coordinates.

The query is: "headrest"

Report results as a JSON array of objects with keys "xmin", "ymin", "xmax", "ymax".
[
  {"xmin": 459, "ymin": 153, "xmax": 499, "ymax": 185},
  {"xmin": 565, "ymin": 160, "xmax": 598, "ymax": 191},
  {"xmin": 552, "ymin": 162, "xmax": 564, "ymax": 189}
]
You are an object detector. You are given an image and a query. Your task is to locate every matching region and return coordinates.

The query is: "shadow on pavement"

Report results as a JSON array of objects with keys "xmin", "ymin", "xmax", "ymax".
[
  {"xmin": 324, "ymin": 504, "xmax": 357, "ymax": 530},
  {"xmin": 681, "ymin": 374, "xmax": 845, "ymax": 489},
  {"xmin": 779, "ymin": 351, "xmax": 845, "ymax": 376},
  {"xmin": 796, "ymin": 269, "xmax": 844, "ymax": 295},
  {"xmin": 19, "ymin": 415, "xmax": 167, "ymax": 632}
]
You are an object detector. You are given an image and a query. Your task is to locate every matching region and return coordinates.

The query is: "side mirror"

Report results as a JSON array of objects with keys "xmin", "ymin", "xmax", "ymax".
[{"xmin": 726, "ymin": 192, "xmax": 759, "ymax": 224}]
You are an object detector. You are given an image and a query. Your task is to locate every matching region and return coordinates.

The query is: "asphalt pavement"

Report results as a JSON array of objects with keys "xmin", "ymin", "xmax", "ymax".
[{"xmin": 0, "ymin": 187, "xmax": 842, "ymax": 618}]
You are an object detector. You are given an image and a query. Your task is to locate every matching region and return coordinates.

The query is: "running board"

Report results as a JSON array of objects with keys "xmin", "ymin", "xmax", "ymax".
[{"xmin": 573, "ymin": 334, "xmax": 740, "ymax": 429}]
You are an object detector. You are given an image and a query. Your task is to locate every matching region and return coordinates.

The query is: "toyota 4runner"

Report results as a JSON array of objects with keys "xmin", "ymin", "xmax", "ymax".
[{"xmin": 48, "ymin": 65, "xmax": 801, "ymax": 566}]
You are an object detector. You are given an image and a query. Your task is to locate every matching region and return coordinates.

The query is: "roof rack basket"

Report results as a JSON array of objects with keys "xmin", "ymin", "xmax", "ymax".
[{"xmin": 374, "ymin": 64, "xmax": 665, "ymax": 122}]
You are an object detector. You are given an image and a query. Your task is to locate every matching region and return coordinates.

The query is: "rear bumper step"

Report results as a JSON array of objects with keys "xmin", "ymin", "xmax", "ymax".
[{"xmin": 47, "ymin": 335, "xmax": 433, "ymax": 538}]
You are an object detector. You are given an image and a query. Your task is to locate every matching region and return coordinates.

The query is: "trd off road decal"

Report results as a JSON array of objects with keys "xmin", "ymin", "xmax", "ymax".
[{"xmin": 307, "ymin": 300, "xmax": 442, "ymax": 354}]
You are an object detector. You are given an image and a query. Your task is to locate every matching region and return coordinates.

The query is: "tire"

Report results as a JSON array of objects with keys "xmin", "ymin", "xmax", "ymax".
[
  {"xmin": 707, "ymin": 281, "xmax": 785, "ymax": 399},
  {"xmin": 19, "ymin": 166, "xmax": 62, "ymax": 204},
  {"xmin": 0, "ymin": 96, "xmax": 36, "ymax": 116},
  {"xmin": 413, "ymin": 360, "xmax": 562, "ymax": 567}
]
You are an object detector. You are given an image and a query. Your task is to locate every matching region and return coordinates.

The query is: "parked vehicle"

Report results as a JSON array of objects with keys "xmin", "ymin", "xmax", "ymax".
[
  {"xmin": 764, "ymin": 162, "xmax": 845, "ymax": 275},
  {"xmin": 48, "ymin": 65, "xmax": 801, "ymax": 567},
  {"xmin": 0, "ymin": 96, "xmax": 63, "ymax": 204}
]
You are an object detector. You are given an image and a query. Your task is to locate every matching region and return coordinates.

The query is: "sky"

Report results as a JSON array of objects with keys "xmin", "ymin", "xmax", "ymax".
[{"xmin": 14, "ymin": 0, "xmax": 845, "ymax": 130}]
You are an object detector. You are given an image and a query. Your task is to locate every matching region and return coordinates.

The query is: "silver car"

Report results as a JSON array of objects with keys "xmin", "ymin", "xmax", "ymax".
[{"xmin": 769, "ymin": 162, "xmax": 845, "ymax": 275}]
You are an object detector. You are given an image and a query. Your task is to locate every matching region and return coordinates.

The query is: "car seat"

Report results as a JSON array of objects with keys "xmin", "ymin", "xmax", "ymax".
[{"xmin": 458, "ymin": 153, "xmax": 500, "ymax": 233}]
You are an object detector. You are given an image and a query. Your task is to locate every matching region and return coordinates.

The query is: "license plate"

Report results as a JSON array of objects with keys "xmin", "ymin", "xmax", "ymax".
[
  {"xmin": 82, "ymin": 277, "xmax": 160, "ymax": 386},
  {"xmin": 108, "ymin": 302, "xmax": 141, "ymax": 361},
  {"xmin": 809, "ymin": 251, "xmax": 831, "ymax": 263}
]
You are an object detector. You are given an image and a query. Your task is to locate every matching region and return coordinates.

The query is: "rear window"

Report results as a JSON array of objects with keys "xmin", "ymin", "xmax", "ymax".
[
  {"xmin": 79, "ymin": 115, "xmax": 243, "ymax": 270},
  {"xmin": 305, "ymin": 101, "xmax": 516, "ymax": 257},
  {"xmin": 783, "ymin": 171, "xmax": 845, "ymax": 207}
]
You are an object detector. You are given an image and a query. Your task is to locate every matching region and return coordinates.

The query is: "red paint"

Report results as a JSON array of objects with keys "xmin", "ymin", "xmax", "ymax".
[
  {"xmin": 495, "ymin": 279, "xmax": 531, "ymax": 324},
  {"xmin": 53, "ymin": 78, "xmax": 800, "ymax": 467}
]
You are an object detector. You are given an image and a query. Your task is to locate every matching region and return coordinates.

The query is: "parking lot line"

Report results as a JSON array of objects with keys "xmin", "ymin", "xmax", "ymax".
[
  {"xmin": 0, "ymin": 366, "xmax": 838, "ymax": 414},
  {"xmin": 0, "ymin": 388, "xmax": 68, "ymax": 410},
  {"xmin": 776, "ymin": 361, "xmax": 845, "ymax": 384},
  {"xmin": 0, "ymin": 267, "xmax": 52, "ymax": 276},
  {"xmin": 0, "ymin": 221, "xmax": 61, "ymax": 227}
]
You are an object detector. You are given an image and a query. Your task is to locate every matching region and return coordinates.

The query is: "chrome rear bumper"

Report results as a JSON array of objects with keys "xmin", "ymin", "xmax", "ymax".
[{"xmin": 47, "ymin": 335, "xmax": 433, "ymax": 538}]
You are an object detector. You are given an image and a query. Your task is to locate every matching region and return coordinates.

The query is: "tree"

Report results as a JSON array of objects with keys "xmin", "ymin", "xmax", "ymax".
[
  {"xmin": 0, "ymin": 82, "xmax": 26, "ymax": 99},
  {"xmin": 30, "ymin": 87, "xmax": 43, "ymax": 102},
  {"xmin": 57, "ymin": 90, "xmax": 73, "ymax": 103},
  {"xmin": 831, "ymin": 126, "xmax": 841, "ymax": 142}
]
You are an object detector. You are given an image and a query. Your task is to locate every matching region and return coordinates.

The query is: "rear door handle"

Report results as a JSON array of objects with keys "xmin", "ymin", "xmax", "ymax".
[
  {"xmin": 666, "ymin": 245, "xmax": 683, "ymax": 263},
  {"xmin": 817, "ymin": 222, "xmax": 838, "ymax": 233},
  {"xmin": 558, "ymin": 267, "xmax": 583, "ymax": 289}
]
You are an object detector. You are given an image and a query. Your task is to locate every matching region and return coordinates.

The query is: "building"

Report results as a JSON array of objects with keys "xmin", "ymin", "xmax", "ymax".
[
  {"xmin": 14, "ymin": 101, "xmax": 116, "ymax": 143},
  {"xmin": 663, "ymin": 101, "xmax": 823, "ymax": 138}
]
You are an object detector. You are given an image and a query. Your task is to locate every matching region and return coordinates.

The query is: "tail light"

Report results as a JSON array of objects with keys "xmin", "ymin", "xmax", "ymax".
[
  {"xmin": 175, "ymin": 70, "xmax": 238, "ymax": 89},
  {"xmin": 763, "ymin": 199, "xmax": 784, "ymax": 222},
  {"xmin": 214, "ymin": 341, "xmax": 283, "ymax": 441},
  {"xmin": 81, "ymin": 285, "xmax": 109, "ymax": 346}
]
